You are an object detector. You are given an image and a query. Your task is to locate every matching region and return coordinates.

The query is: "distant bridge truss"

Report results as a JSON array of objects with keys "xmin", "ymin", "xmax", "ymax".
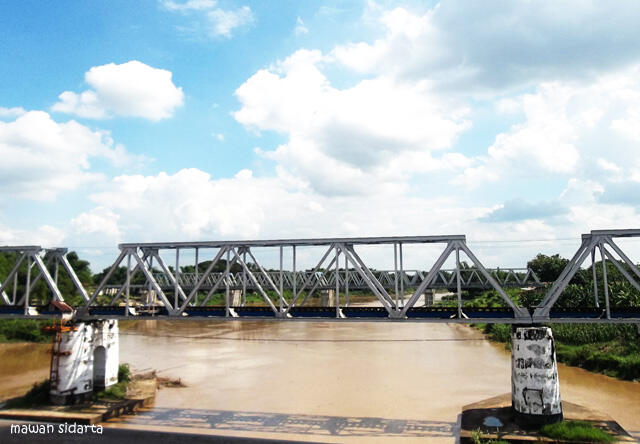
[
  {"xmin": 151, "ymin": 267, "xmax": 541, "ymax": 293},
  {"xmin": 1, "ymin": 230, "xmax": 639, "ymax": 324}
]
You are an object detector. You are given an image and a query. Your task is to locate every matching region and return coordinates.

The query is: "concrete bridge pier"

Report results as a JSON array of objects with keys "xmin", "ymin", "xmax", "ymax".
[
  {"xmin": 49, "ymin": 320, "xmax": 119, "ymax": 405},
  {"xmin": 511, "ymin": 326, "xmax": 563, "ymax": 426},
  {"xmin": 423, "ymin": 290, "xmax": 434, "ymax": 306},
  {"xmin": 321, "ymin": 290, "xmax": 335, "ymax": 307},
  {"xmin": 231, "ymin": 290, "xmax": 242, "ymax": 306}
]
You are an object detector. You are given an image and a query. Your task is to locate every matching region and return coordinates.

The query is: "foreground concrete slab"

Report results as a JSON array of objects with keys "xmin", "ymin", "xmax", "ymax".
[{"xmin": 460, "ymin": 393, "xmax": 635, "ymax": 443}]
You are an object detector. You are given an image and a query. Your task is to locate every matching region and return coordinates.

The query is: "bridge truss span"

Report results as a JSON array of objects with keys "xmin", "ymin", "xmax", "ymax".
[
  {"xmin": 81, "ymin": 235, "xmax": 530, "ymax": 321},
  {"xmin": 1, "ymin": 231, "xmax": 639, "ymax": 324}
]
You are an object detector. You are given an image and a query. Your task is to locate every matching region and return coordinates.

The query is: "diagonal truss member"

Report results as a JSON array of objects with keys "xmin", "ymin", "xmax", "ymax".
[
  {"xmin": 533, "ymin": 229, "xmax": 640, "ymax": 321},
  {"xmin": 80, "ymin": 235, "xmax": 531, "ymax": 320},
  {"xmin": 0, "ymin": 246, "xmax": 88, "ymax": 313}
]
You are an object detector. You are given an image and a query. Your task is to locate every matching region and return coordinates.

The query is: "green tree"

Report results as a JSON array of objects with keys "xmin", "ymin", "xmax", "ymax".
[{"xmin": 527, "ymin": 253, "xmax": 570, "ymax": 283}]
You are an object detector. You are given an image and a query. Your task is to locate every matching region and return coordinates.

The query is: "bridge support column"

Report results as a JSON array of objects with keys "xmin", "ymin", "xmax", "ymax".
[
  {"xmin": 321, "ymin": 290, "xmax": 335, "ymax": 307},
  {"xmin": 50, "ymin": 320, "xmax": 119, "ymax": 405},
  {"xmin": 423, "ymin": 290, "xmax": 434, "ymax": 306},
  {"xmin": 231, "ymin": 290, "xmax": 242, "ymax": 306},
  {"xmin": 511, "ymin": 326, "xmax": 562, "ymax": 426}
]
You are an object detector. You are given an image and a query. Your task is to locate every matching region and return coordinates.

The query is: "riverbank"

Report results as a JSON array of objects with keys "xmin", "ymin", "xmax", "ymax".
[
  {"xmin": 476, "ymin": 323, "xmax": 640, "ymax": 381},
  {"xmin": 0, "ymin": 366, "xmax": 156, "ymax": 426}
]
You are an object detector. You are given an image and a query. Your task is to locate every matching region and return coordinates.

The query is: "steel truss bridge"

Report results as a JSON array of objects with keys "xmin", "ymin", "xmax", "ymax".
[{"xmin": 0, "ymin": 230, "xmax": 639, "ymax": 324}]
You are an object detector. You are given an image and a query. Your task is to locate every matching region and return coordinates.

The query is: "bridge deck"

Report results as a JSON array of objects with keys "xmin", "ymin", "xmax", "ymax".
[{"xmin": 0, "ymin": 305, "xmax": 638, "ymax": 324}]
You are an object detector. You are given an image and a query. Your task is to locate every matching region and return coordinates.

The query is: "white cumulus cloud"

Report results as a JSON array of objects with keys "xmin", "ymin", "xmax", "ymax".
[
  {"xmin": 332, "ymin": 2, "xmax": 640, "ymax": 92},
  {"xmin": 458, "ymin": 65, "xmax": 640, "ymax": 189},
  {"xmin": 0, "ymin": 106, "xmax": 27, "ymax": 119},
  {"xmin": 52, "ymin": 60, "xmax": 184, "ymax": 121},
  {"xmin": 234, "ymin": 49, "xmax": 470, "ymax": 195},
  {"xmin": 0, "ymin": 111, "xmax": 143, "ymax": 200}
]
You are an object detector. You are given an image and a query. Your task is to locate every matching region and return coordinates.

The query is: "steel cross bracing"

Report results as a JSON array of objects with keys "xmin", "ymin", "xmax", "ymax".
[
  {"xmin": 148, "ymin": 267, "xmax": 541, "ymax": 292},
  {"xmin": 0, "ymin": 231, "xmax": 639, "ymax": 324}
]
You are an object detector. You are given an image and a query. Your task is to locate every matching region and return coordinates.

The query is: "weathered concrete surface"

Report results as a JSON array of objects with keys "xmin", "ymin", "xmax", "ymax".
[
  {"xmin": 460, "ymin": 393, "xmax": 635, "ymax": 443},
  {"xmin": 50, "ymin": 323, "xmax": 95, "ymax": 405},
  {"xmin": 511, "ymin": 326, "xmax": 562, "ymax": 424},
  {"xmin": 93, "ymin": 320, "xmax": 119, "ymax": 390},
  {"xmin": 50, "ymin": 320, "xmax": 119, "ymax": 404}
]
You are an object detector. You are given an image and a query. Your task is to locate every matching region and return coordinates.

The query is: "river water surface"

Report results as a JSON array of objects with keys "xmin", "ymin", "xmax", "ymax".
[
  {"xmin": 112, "ymin": 321, "xmax": 640, "ymax": 443},
  {"xmin": 1, "ymin": 321, "xmax": 639, "ymax": 443}
]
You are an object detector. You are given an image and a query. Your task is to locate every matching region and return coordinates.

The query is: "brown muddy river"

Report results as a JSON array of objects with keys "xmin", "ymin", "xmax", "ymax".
[{"xmin": 2, "ymin": 321, "xmax": 639, "ymax": 442}]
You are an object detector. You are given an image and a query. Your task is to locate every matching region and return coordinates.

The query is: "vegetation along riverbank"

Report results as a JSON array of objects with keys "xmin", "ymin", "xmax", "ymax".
[{"xmin": 447, "ymin": 252, "xmax": 640, "ymax": 381}]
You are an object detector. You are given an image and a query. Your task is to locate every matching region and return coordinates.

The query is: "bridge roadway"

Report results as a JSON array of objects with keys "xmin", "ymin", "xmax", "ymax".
[{"xmin": 0, "ymin": 230, "xmax": 639, "ymax": 324}]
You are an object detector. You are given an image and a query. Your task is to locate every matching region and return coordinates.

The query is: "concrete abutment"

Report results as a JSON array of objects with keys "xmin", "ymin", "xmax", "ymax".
[{"xmin": 49, "ymin": 320, "xmax": 119, "ymax": 405}]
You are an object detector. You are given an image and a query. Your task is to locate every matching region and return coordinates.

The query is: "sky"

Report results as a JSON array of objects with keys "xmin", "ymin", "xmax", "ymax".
[{"xmin": 1, "ymin": 0, "xmax": 640, "ymax": 271}]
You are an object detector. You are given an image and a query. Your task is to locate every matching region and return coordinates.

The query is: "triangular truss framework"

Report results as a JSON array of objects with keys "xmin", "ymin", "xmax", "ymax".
[
  {"xmin": 79, "ymin": 236, "xmax": 532, "ymax": 320},
  {"xmin": 4, "ymin": 230, "xmax": 637, "ymax": 322},
  {"xmin": 533, "ymin": 229, "xmax": 640, "ymax": 321},
  {"xmin": 0, "ymin": 246, "xmax": 88, "ymax": 312}
]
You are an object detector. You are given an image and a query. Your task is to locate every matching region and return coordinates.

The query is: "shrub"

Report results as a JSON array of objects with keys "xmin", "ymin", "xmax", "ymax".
[{"xmin": 118, "ymin": 363, "xmax": 131, "ymax": 383}]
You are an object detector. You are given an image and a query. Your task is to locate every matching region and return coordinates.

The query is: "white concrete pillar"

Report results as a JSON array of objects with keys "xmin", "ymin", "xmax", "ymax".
[
  {"xmin": 49, "ymin": 320, "xmax": 119, "ymax": 405},
  {"xmin": 50, "ymin": 323, "xmax": 95, "ymax": 405},
  {"xmin": 321, "ymin": 290, "xmax": 335, "ymax": 307},
  {"xmin": 511, "ymin": 326, "xmax": 563, "ymax": 425},
  {"xmin": 231, "ymin": 290, "xmax": 242, "ymax": 306},
  {"xmin": 143, "ymin": 290, "xmax": 157, "ymax": 305},
  {"xmin": 423, "ymin": 290, "xmax": 434, "ymax": 306}
]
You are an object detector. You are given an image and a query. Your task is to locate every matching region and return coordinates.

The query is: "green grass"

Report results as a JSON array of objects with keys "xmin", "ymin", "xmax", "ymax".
[
  {"xmin": 94, "ymin": 381, "xmax": 128, "ymax": 400},
  {"xmin": 539, "ymin": 420, "xmax": 615, "ymax": 442},
  {"xmin": 555, "ymin": 342, "xmax": 640, "ymax": 380}
]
